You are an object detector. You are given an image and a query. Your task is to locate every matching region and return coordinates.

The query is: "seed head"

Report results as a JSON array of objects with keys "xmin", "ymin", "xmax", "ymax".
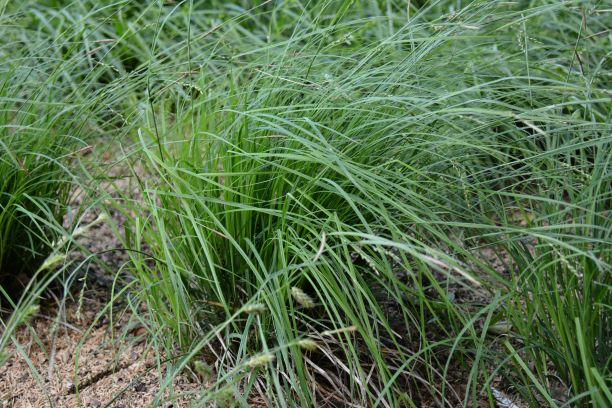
[
  {"xmin": 193, "ymin": 360, "xmax": 213, "ymax": 379},
  {"xmin": 291, "ymin": 287, "xmax": 315, "ymax": 308},
  {"xmin": 298, "ymin": 339, "xmax": 318, "ymax": 351},
  {"xmin": 242, "ymin": 303, "xmax": 267, "ymax": 315},
  {"xmin": 245, "ymin": 353, "xmax": 276, "ymax": 369},
  {"xmin": 214, "ymin": 387, "xmax": 234, "ymax": 402},
  {"xmin": 24, "ymin": 304, "xmax": 40, "ymax": 319},
  {"xmin": 321, "ymin": 325, "xmax": 358, "ymax": 337},
  {"xmin": 39, "ymin": 254, "xmax": 67, "ymax": 271},
  {"xmin": 488, "ymin": 322, "xmax": 513, "ymax": 335}
]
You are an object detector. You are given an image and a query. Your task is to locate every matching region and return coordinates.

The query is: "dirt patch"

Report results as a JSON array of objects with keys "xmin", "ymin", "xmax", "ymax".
[
  {"xmin": 0, "ymin": 167, "xmax": 204, "ymax": 408},
  {"xmin": 0, "ymin": 282, "xmax": 202, "ymax": 408}
]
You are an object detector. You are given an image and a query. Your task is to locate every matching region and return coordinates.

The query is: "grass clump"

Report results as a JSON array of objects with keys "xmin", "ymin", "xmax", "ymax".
[
  {"xmin": 0, "ymin": 67, "xmax": 80, "ymax": 285},
  {"xmin": 109, "ymin": 0, "xmax": 610, "ymax": 405},
  {"xmin": 0, "ymin": 0, "xmax": 609, "ymax": 406},
  {"xmin": 0, "ymin": 0, "xmax": 123, "ymax": 306}
]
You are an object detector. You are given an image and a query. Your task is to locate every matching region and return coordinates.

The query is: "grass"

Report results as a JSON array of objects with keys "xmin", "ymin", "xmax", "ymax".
[
  {"xmin": 1, "ymin": 0, "xmax": 611, "ymax": 406},
  {"xmin": 0, "ymin": 45, "xmax": 80, "ymax": 285}
]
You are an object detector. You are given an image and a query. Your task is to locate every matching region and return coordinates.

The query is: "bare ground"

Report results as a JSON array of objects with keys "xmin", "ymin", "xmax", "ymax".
[
  {"xmin": 1, "ymin": 168, "xmax": 204, "ymax": 408},
  {"xmin": 0, "ymin": 286, "xmax": 201, "ymax": 408},
  {"xmin": 0, "ymin": 181, "xmax": 204, "ymax": 407}
]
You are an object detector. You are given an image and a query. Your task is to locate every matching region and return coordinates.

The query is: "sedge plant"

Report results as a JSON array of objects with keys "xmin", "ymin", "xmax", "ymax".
[{"xmin": 0, "ymin": 0, "xmax": 609, "ymax": 406}]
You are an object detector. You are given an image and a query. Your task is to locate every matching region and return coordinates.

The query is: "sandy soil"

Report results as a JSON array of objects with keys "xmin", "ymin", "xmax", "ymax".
[
  {"xmin": 0, "ymin": 166, "xmax": 204, "ymax": 408},
  {"xmin": 0, "ymin": 287, "xmax": 201, "ymax": 408},
  {"xmin": 0, "ymin": 182, "xmax": 204, "ymax": 407}
]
